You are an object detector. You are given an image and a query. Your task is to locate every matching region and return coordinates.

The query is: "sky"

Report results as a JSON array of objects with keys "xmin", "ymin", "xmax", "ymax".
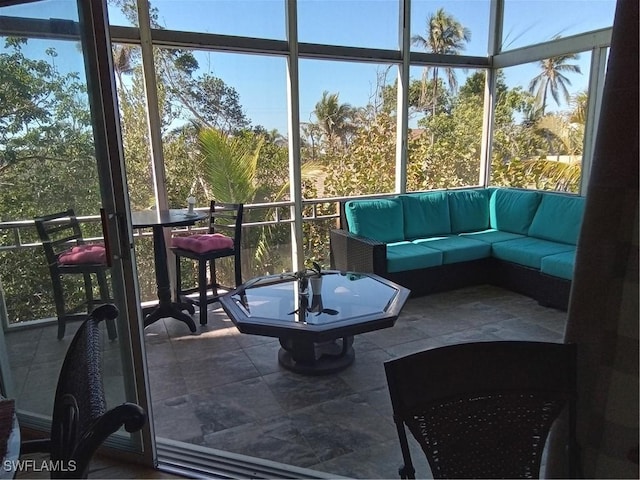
[{"xmin": 3, "ymin": 0, "xmax": 617, "ymax": 134}]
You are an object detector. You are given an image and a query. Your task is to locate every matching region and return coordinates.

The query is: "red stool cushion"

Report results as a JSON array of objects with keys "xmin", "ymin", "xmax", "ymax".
[
  {"xmin": 58, "ymin": 244, "xmax": 107, "ymax": 265},
  {"xmin": 172, "ymin": 234, "xmax": 234, "ymax": 254}
]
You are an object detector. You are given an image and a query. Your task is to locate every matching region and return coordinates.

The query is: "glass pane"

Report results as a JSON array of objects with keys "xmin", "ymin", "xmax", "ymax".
[
  {"xmin": 152, "ymin": 48, "xmax": 289, "ymax": 138},
  {"xmin": 491, "ymin": 51, "xmax": 592, "ymax": 192},
  {"xmin": 502, "ymin": 0, "xmax": 616, "ymax": 51},
  {"xmin": 302, "ymin": 209, "xmax": 340, "ymax": 269},
  {"xmin": 0, "ymin": 0, "xmax": 136, "ymax": 442},
  {"xmin": 299, "ymin": 59, "xmax": 397, "ymax": 198},
  {"xmin": 111, "ymin": 43, "xmax": 157, "ymax": 303},
  {"xmin": 0, "ymin": 17, "xmax": 100, "ymax": 325},
  {"xmin": 407, "ymin": 66, "xmax": 486, "ymax": 191},
  {"xmin": 116, "ymin": 44, "xmax": 291, "ymax": 297},
  {"xmin": 298, "ymin": 0, "xmax": 399, "ymax": 49},
  {"xmin": 107, "ymin": 0, "xmax": 139, "ymax": 27},
  {"xmin": 155, "ymin": 47, "xmax": 291, "ymax": 274},
  {"xmin": 411, "ymin": 0, "xmax": 489, "ymax": 57},
  {"xmin": 148, "ymin": 0, "xmax": 285, "ymax": 40},
  {"xmin": 244, "ymin": 218, "xmax": 293, "ymax": 276}
]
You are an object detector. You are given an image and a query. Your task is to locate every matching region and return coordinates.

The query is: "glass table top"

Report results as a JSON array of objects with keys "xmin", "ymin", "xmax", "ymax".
[{"xmin": 225, "ymin": 271, "xmax": 406, "ymax": 327}]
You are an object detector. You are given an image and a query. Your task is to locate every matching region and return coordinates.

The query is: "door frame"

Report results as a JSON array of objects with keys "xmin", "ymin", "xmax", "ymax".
[{"xmin": 77, "ymin": 0, "xmax": 156, "ymax": 466}]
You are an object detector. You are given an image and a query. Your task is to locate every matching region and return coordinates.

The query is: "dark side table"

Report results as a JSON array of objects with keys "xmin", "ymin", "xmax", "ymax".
[{"xmin": 131, "ymin": 209, "xmax": 207, "ymax": 333}]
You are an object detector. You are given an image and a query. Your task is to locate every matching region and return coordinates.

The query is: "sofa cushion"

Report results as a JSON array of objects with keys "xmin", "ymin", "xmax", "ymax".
[
  {"xmin": 400, "ymin": 192, "xmax": 451, "ymax": 239},
  {"xmin": 448, "ymin": 189, "xmax": 491, "ymax": 233},
  {"xmin": 386, "ymin": 242, "xmax": 443, "ymax": 273},
  {"xmin": 413, "ymin": 236, "xmax": 491, "ymax": 264},
  {"xmin": 528, "ymin": 193, "xmax": 585, "ymax": 245},
  {"xmin": 459, "ymin": 229, "xmax": 526, "ymax": 244},
  {"xmin": 490, "ymin": 189, "xmax": 542, "ymax": 234},
  {"xmin": 345, "ymin": 198, "xmax": 404, "ymax": 243},
  {"xmin": 540, "ymin": 251, "xmax": 576, "ymax": 280},
  {"xmin": 492, "ymin": 237, "xmax": 575, "ymax": 269}
]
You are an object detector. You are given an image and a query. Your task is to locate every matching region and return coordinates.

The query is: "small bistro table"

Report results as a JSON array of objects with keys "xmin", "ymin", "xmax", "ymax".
[
  {"xmin": 131, "ymin": 209, "xmax": 207, "ymax": 333},
  {"xmin": 220, "ymin": 270, "xmax": 410, "ymax": 374}
]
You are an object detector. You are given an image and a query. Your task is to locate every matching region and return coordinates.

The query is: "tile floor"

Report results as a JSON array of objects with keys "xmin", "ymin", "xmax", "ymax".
[
  {"xmin": 8, "ymin": 284, "xmax": 567, "ymax": 479},
  {"xmin": 145, "ymin": 284, "xmax": 567, "ymax": 479}
]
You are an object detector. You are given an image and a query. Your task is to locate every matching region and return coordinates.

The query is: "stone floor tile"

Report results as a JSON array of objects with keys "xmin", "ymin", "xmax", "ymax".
[{"xmin": 7, "ymin": 285, "xmax": 569, "ymax": 478}]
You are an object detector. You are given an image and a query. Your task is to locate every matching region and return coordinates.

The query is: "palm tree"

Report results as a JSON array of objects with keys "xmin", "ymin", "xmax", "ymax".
[
  {"xmin": 301, "ymin": 121, "xmax": 322, "ymax": 162},
  {"xmin": 524, "ymin": 157, "xmax": 581, "ymax": 192},
  {"xmin": 197, "ymin": 128, "xmax": 268, "ymax": 274},
  {"xmin": 535, "ymin": 114, "xmax": 584, "ymax": 157},
  {"xmin": 198, "ymin": 127, "xmax": 322, "ymax": 268},
  {"xmin": 199, "ymin": 128, "xmax": 264, "ymax": 203},
  {"xmin": 569, "ymin": 90, "xmax": 589, "ymax": 125},
  {"xmin": 313, "ymin": 91, "xmax": 356, "ymax": 152},
  {"xmin": 528, "ymin": 38, "xmax": 581, "ymax": 115},
  {"xmin": 112, "ymin": 45, "xmax": 135, "ymax": 91},
  {"xmin": 411, "ymin": 8, "xmax": 471, "ymax": 116}
]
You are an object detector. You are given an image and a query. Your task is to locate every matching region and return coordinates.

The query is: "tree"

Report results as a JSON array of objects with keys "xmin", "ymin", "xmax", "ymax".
[
  {"xmin": 0, "ymin": 39, "xmax": 94, "ymax": 190},
  {"xmin": 323, "ymin": 111, "xmax": 397, "ymax": 198},
  {"xmin": 411, "ymin": 8, "xmax": 471, "ymax": 116},
  {"xmin": 164, "ymin": 69, "xmax": 250, "ymax": 134},
  {"xmin": 528, "ymin": 39, "xmax": 581, "ymax": 115},
  {"xmin": 197, "ymin": 127, "xmax": 323, "ymax": 275},
  {"xmin": 0, "ymin": 38, "xmax": 105, "ymax": 321},
  {"xmin": 380, "ymin": 77, "xmax": 450, "ymax": 119},
  {"xmin": 113, "ymin": 45, "xmax": 136, "ymax": 91},
  {"xmin": 569, "ymin": 90, "xmax": 589, "ymax": 124},
  {"xmin": 409, "ymin": 85, "xmax": 483, "ymax": 190},
  {"xmin": 312, "ymin": 91, "xmax": 357, "ymax": 153},
  {"xmin": 535, "ymin": 114, "xmax": 583, "ymax": 157},
  {"xmin": 199, "ymin": 128, "xmax": 264, "ymax": 204}
]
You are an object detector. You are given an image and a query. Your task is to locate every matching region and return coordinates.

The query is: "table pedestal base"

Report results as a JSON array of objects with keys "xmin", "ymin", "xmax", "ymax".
[
  {"xmin": 143, "ymin": 301, "xmax": 197, "ymax": 333},
  {"xmin": 278, "ymin": 336, "xmax": 355, "ymax": 375}
]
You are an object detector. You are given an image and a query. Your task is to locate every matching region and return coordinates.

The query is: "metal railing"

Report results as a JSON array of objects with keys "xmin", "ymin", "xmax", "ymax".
[
  {"xmin": 0, "ymin": 193, "xmax": 403, "ymax": 253},
  {"xmin": 1, "ymin": 194, "xmax": 399, "ymax": 329}
]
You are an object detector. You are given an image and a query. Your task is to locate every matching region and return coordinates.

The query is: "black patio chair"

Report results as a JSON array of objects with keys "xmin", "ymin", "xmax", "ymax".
[
  {"xmin": 171, "ymin": 201, "xmax": 244, "ymax": 325},
  {"xmin": 19, "ymin": 304, "xmax": 147, "ymax": 479},
  {"xmin": 384, "ymin": 341, "xmax": 578, "ymax": 479},
  {"xmin": 34, "ymin": 209, "xmax": 116, "ymax": 340}
]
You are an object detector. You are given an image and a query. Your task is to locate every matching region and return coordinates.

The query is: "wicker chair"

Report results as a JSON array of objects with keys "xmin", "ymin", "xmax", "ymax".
[
  {"xmin": 34, "ymin": 209, "xmax": 116, "ymax": 340},
  {"xmin": 384, "ymin": 341, "xmax": 577, "ymax": 479},
  {"xmin": 171, "ymin": 201, "xmax": 243, "ymax": 325},
  {"xmin": 20, "ymin": 304, "xmax": 147, "ymax": 479}
]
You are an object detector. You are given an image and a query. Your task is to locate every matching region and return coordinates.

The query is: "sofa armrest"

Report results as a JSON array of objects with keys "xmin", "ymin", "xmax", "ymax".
[{"xmin": 329, "ymin": 229, "xmax": 387, "ymax": 274}]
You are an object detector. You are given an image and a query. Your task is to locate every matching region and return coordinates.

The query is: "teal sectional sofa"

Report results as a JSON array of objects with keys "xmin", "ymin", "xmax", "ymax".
[{"xmin": 330, "ymin": 187, "xmax": 585, "ymax": 310}]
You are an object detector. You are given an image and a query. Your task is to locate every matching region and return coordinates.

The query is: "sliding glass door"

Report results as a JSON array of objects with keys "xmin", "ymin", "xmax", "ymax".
[{"xmin": 0, "ymin": 0, "xmax": 152, "ymax": 464}]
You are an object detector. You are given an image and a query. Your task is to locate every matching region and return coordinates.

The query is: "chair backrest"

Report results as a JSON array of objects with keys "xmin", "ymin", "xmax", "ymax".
[
  {"xmin": 207, "ymin": 201, "xmax": 243, "ymax": 246},
  {"xmin": 34, "ymin": 210, "xmax": 85, "ymax": 268},
  {"xmin": 50, "ymin": 304, "xmax": 146, "ymax": 478},
  {"xmin": 384, "ymin": 341, "xmax": 577, "ymax": 479}
]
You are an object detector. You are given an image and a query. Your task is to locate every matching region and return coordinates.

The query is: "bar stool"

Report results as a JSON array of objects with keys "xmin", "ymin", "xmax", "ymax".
[{"xmin": 171, "ymin": 201, "xmax": 243, "ymax": 325}]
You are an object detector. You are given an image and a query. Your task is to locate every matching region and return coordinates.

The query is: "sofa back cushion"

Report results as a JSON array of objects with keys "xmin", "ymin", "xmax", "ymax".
[
  {"xmin": 345, "ymin": 197, "xmax": 405, "ymax": 243},
  {"xmin": 490, "ymin": 188, "xmax": 542, "ymax": 234},
  {"xmin": 528, "ymin": 193, "xmax": 585, "ymax": 245},
  {"xmin": 400, "ymin": 192, "xmax": 451, "ymax": 239},
  {"xmin": 448, "ymin": 189, "xmax": 491, "ymax": 233}
]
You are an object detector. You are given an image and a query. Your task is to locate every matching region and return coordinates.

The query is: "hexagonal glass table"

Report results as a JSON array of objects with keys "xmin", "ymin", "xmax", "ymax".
[{"xmin": 219, "ymin": 271, "xmax": 410, "ymax": 374}]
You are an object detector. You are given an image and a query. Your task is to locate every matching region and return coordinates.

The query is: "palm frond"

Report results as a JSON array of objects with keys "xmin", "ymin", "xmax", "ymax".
[
  {"xmin": 199, "ymin": 127, "xmax": 261, "ymax": 203},
  {"xmin": 524, "ymin": 157, "xmax": 581, "ymax": 191}
]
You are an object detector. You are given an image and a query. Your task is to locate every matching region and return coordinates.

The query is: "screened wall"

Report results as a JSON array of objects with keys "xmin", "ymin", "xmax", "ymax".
[
  {"xmin": 0, "ymin": 0, "xmax": 617, "ymax": 477},
  {"xmin": 106, "ymin": 0, "xmax": 614, "ymax": 272}
]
